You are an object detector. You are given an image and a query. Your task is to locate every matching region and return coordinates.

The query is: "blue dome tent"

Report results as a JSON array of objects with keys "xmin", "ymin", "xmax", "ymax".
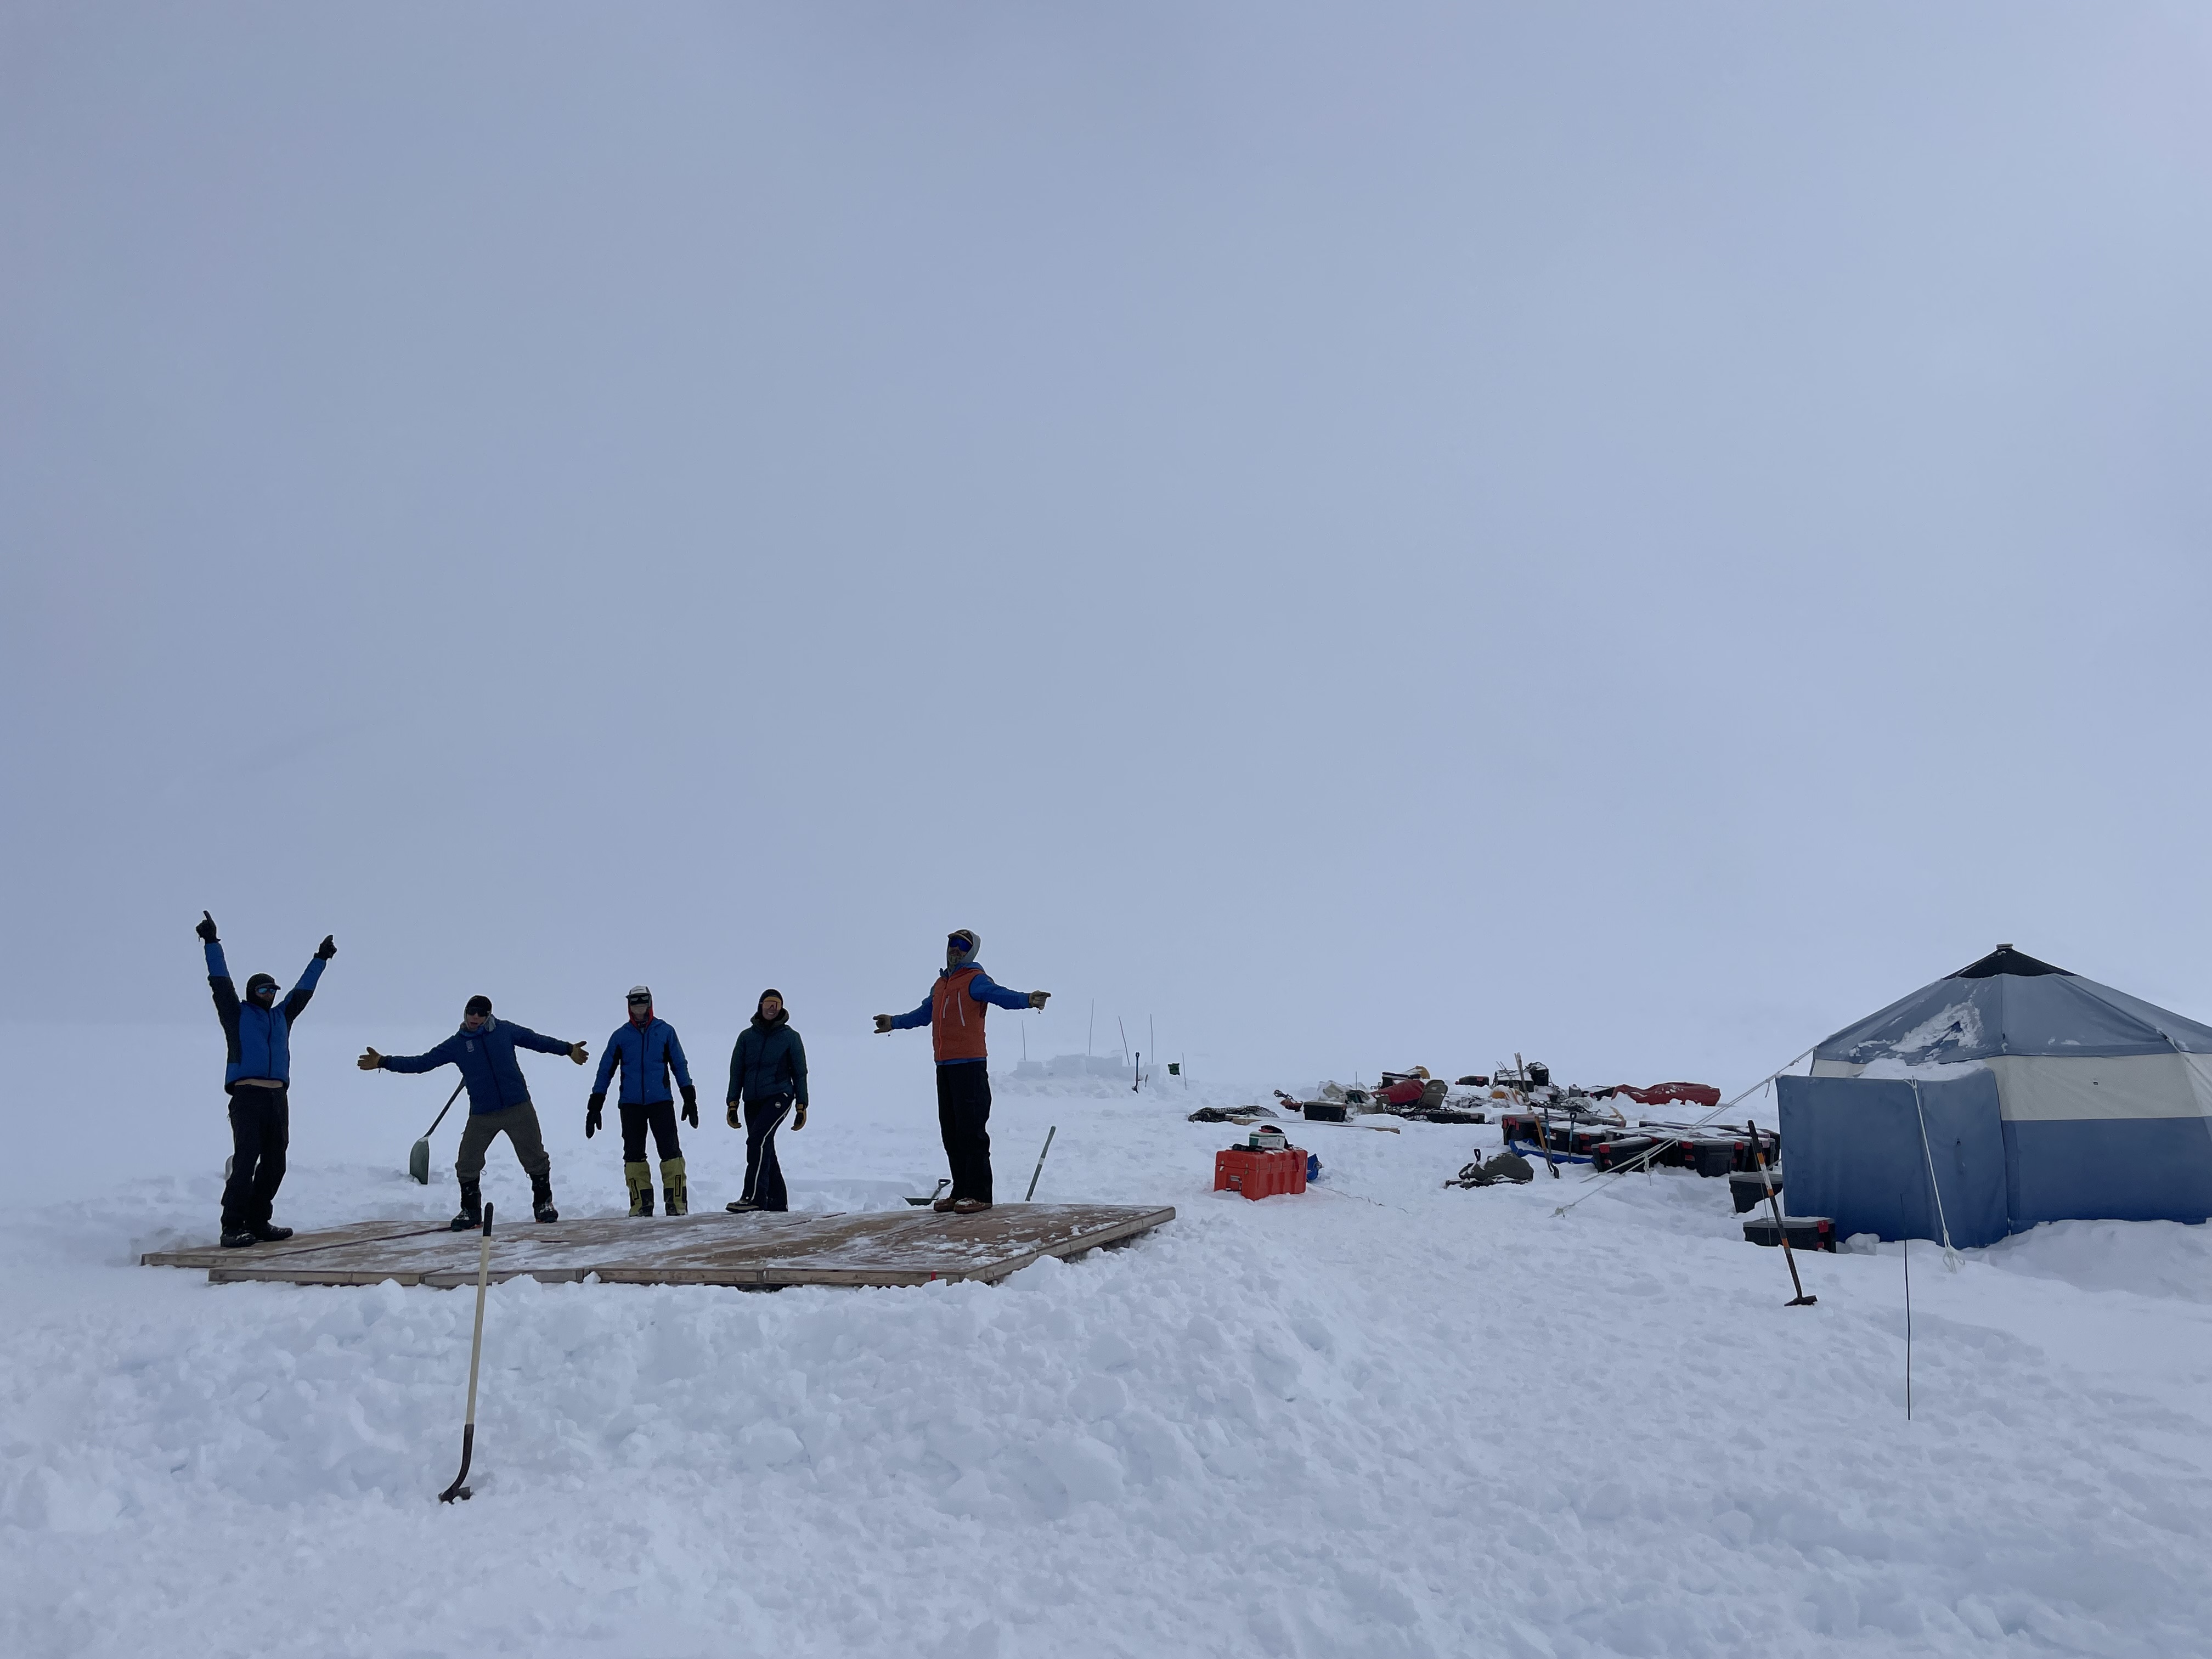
[{"xmin": 1775, "ymin": 946, "xmax": 2212, "ymax": 1244}]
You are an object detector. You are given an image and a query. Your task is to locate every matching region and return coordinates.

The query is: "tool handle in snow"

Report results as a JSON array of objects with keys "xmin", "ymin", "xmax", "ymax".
[
  {"xmin": 439, "ymin": 1203, "xmax": 494, "ymax": 1503},
  {"xmin": 1024, "ymin": 1125, "xmax": 1058, "ymax": 1202},
  {"xmin": 422, "ymin": 1080, "xmax": 465, "ymax": 1141},
  {"xmin": 1749, "ymin": 1118, "xmax": 1814, "ymax": 1306}
]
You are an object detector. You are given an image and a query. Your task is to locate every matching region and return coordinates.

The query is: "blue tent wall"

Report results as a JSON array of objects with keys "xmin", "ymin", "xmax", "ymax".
[
  {"xmin": 1776, "ymin": 1073, "xmax": 2009, "ymax": 1246},
  {"xmin": 2005, "ymin": 1119, "xmax": 2212, "ymax": 1225}
]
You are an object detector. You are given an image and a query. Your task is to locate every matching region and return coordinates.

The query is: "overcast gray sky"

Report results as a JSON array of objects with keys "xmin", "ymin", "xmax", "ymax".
[{"xmin": 4, "ymin": 2, "xmax": 2209, "ymax": 1091}]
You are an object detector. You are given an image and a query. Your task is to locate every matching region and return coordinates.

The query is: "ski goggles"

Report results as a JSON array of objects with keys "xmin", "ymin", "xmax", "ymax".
[{"xmin": 627, "ymin": 993, "xmax": 653, "ymax": 1006}]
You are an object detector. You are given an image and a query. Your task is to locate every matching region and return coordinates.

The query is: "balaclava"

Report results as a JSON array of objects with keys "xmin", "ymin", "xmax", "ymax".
[
  {"xmin": 946, "ymin": 929, "xmax": 981, "ymax": 970},
  {"xmin": 245, "ymin": 972, "xmax": 279, "ymax": 1005}
]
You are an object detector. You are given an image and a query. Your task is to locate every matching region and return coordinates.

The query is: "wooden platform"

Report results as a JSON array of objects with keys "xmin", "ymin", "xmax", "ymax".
[{"xmin": 140, "ymin": 1203, "xmax": 1176, "ymax": 1289}]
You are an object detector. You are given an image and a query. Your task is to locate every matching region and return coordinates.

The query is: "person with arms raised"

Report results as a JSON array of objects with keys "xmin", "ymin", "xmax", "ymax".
[{"xmin": 195, "ymin": 911, "xmax": 335, "ymax": 1248}]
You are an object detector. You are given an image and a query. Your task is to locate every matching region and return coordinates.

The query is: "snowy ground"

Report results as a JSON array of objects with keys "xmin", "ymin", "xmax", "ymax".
[{"xmin": 3, "ymin": 1036, "xmax": 2210, "ymax": 1657}]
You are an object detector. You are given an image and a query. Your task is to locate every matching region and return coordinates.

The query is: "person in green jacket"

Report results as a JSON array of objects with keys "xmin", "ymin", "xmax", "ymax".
[{"xmin": 725, "ymin": 989, "xmax": 807, "ymax": 1212}]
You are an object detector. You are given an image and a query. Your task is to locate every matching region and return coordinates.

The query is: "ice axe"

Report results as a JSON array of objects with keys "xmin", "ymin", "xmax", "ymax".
[
  {"xmin": 439, "ymin": 1201, "xmax": 495, "ymax": 1503},
  {"xmin": 409, "ymin": 1082, "xmax": 466, "ymax": 1185}
]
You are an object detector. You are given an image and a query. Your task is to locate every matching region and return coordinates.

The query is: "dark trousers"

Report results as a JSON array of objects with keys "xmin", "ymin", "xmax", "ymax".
[
  {"xmin": 222, "ymin": 1087, "xmax": 289, "ymax": 1231},
  {"xmin": 936, "ymin": 1063, "xmax": 993, "ymax": 1203},
  {"xmin": 742, "ymin": 1096, "xmax": 793, "ymax": 1210},
  {"xmin": 620, "ymin": 1101, "xmax": 683, "ymax": 1164}
]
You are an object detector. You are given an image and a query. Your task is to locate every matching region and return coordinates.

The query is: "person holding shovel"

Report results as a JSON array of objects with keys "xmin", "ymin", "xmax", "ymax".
[
  {"xmin": 725, "ymin": 989, "xmax": 808, "ymax": 1212},
  {"xmin": 586, "ymin": 984, "xmax": 697, "ymax": 1217},
  {"xmin": 195, "ymin": 911, "xmax": 336, "ymax": 1249},
  {"xmin": 873, "ymin": 930, "xmax": 1049, "ymax": 1213},
  {"xmin": 358, "ymin": 996, "xmax": 587, "ymax": 1228}
]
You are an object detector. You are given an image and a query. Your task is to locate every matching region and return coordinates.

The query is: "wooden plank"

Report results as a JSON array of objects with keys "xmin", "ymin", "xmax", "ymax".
[
  {"xmin": 142, "ymin": 1218, "xmax": 455, "ymax": 1269},
  {"xmin": 169, "ymin": 1203, "xmax": 1176, "ymax": 1289}
]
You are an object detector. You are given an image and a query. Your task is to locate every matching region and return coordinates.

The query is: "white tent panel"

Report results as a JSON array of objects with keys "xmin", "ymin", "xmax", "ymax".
[{"xmin": 1985, "ymin": 1053, "xmax": 2207, "ymax": 1122}]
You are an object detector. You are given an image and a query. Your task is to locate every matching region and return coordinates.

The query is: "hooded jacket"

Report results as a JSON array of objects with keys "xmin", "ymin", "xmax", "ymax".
[
  {"xmin": 728, "ymin": 1009, "xmax": 808, "ymax": 1105},
  {"xmin": 884, "ymin": 932, "xmax": 1033, "ymax": 1064},
  {"xmin": 205, "ymin": 940, "xmax": 326, "ymax": 1090},
  {"xmin": 592, "ymin": 1014, "xmax": 693, "ymax": 1107},
  {"xmin": 381, "ymin": 1017, "xmax": 575, "ymax": 1115}
]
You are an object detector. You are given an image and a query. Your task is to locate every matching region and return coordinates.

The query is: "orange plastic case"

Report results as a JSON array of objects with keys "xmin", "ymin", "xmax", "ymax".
[{"xmin": 1214, "ymin": 1145, "xmax": 1308, "ymax": 1200}]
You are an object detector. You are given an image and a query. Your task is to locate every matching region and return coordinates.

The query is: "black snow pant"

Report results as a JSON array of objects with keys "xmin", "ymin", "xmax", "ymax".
[
  {"xmin": 936, "ymin": 1062, "xmax": 993, "ymax": 1204},
  {"xmin": 620, "ymin": 1101, "xmax": 683, "ymax": 1164},
  {"xmin": 221, "ymin": 1085, "xmax": 289, "ymax": 1232},
  {"xmin": 741, "ymin": 1096, "xmax": 793, "ymax": 1211}
]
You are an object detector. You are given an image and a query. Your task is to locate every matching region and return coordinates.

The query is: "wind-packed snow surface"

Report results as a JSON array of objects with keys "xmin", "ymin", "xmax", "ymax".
[{"xmin": 4, "ymin": 1063, "xmax": 2210, "ymax": 1657}]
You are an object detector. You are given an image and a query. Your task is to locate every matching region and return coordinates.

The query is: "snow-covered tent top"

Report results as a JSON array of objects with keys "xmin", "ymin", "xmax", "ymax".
[{"xmin": 1812, "ymin": 945, "xmax": 2212, "ymax": 1069}]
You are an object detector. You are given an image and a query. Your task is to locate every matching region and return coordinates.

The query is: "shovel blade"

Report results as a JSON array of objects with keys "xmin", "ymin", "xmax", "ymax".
[{"xmin": 409, "ymin": 1138, "xmax": 431, "ymax": 1186}]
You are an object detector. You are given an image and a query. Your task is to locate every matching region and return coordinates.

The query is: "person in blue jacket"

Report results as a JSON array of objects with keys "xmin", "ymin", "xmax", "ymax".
[
  {"xmin": 358, "ymin": 996, "xmax": 588, "ymax": 1228},
  {"xmin": 725, "ymin": 989, "xmax": 809, "ymax": 1214},
  {"xmin": 586, "ymin": 985, "xmax": 697, "ymax": 1217},
  {"xmin": 195, "ymin": 911, "xmax": 335, "ymax": 1248}
]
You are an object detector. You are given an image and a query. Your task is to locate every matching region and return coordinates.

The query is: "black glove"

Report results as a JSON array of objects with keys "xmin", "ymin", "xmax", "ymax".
[
  {"xmin": 585, "ymin": 1093, "xmax": 604, "ymax": 1138},
  {"xmin": 681, "ymin": 1084, "xmax": 698, "ymax": 1127},
  {"xmin": 315, "ymin": 934, "xmax": 336, "ymax": 960},
  {"xmin": 196, "ymin": 911, "xmax": 219, "ymax": 943}
]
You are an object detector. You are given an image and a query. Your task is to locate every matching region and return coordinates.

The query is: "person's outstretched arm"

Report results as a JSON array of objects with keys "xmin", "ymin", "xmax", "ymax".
[
  {"xmin": 510, "ymin": 1023, "xmax": 589, "ymax": 1064},
  {"xmin": 364, "ymin": 1033, "xmax": 462, "ymax": 1073},
  {"xmin": 873, "ymin": 995, "xmax": 932, "ymax": 1034},
  {"xmin": 968, "ymin": 970, "xmax": 1049, "ymax": 1013},
  {"xmin": 283, "ymin": 937, "xmax": 335, "ymax": 1024}
]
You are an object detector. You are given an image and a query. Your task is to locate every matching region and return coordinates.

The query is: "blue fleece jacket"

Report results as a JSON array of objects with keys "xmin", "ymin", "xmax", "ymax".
[
  {"xmin": 381, "ymin": 1017, "xmax": 575, "ymax": 1115},
  {"xmin": 205, "ymin": 940, "xmax": 326, "ymax": 1089},
  {"xmin": 886, "ymin": 965, "xmax": 1034, "ymax": 1065},
  {"xmin": 591, "ymin": 1016, "xmax": 693, "ymax": 1106}
]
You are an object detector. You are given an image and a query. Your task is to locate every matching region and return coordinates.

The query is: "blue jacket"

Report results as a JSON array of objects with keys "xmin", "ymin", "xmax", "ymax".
[
  {"xmin": 887, "ymin": 964, "xmax": 1033, "ymax": 1065},
  {"xmin": 591, "ymin": 1016, "xmax": 693, "ymax": 1106},
  {"xmin": 382, "ymin": 1017, "xmax": 575, "ymax": 1115},
  {"xmin": 205, "ymin": 941, "xmax": 326, "ymax": 1090},
  {"xmin": 727, "ymin": 1014, "xmax": 808, "ymax": 1105}
]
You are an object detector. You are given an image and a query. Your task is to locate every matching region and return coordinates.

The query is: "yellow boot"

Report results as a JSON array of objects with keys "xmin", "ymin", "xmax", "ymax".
[
  {"xmin": 661, "ymin": 1156, "xmax": 688, "ymax": 1217},
  {"xmin": 625, "ymin": 1160, "xmax": 654, "ymax": 1217}
]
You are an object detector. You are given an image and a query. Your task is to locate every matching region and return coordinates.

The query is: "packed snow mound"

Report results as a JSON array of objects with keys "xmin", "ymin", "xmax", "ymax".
[{"xmin": 1, "ymin": 1060, "xmax": 2208, "ymax": 1656}]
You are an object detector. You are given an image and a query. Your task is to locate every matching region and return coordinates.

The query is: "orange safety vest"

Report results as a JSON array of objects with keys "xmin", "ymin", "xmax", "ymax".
[{"xmin": 931, "ymin": 966, "xmax": 990, "ymax": 1063}]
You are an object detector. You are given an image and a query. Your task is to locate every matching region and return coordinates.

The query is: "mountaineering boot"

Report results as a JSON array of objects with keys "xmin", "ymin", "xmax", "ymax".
[
  {"xmin": 951, "ymin": 1198, "xmax": 992, "ymax": 1215},
  {"xmin": 220, "ymin": 1228, "xmax": 258, "ymax": 1248},
  {"xmin": 531, "ymin": 1171, "xmax": 559, "ymax": 1224},
  {"xmin": 625, "ymin": 1161, "xmax": 654, "ymax": 1217},
  {"xmin": 660, "ymin": 1157, "xmax": 688, "ymax": 1218},
  {"xmin": 725, "ymin": 1198, "xmax": 758, "ymax": 1213},
  {"xmin": 449, "ymin": 1179, "xmax": 482, "ymax": 1232},
  {"xmin": 251, "ymin": 1222, "xmax": 294, "ymax": 1243}
]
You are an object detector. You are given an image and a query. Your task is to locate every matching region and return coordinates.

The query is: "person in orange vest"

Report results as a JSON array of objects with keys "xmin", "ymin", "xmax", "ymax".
[{"xmin": 874, "ymin": 929, "xmax": 1049, "ymax": 1212}]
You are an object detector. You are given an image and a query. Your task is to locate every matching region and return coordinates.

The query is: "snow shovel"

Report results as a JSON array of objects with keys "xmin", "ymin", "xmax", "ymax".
[
  {"xmin": 905, "ymin": 1178, "xmax": 951, "ymax": 1208},
  {"xmin": 439, "ymin": 1201, "xmax": 494, "ymax": 1503},
  {"xmin": 409, "ymin": 1082, "xmax": 467, "ymax": 1186}
]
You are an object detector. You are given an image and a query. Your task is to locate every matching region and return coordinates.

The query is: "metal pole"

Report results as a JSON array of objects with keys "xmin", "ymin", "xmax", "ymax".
[
  {"xmin": 439, "ymin": 1203, "xmax": 494, "ymax": 1502},
  {"xmin": 1024, "ymin": 1126, "xmax": 1058, "ymax": 1202}
]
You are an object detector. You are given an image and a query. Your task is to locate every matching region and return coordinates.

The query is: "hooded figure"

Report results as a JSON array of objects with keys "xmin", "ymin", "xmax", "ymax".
[
  {"xmin": 726, "ymin": 989, "xmax": 808, "ymax": 1212},
  {"xmin": 873, "ymin": 930, "xmax": 1051, "ymax": 1212}
]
